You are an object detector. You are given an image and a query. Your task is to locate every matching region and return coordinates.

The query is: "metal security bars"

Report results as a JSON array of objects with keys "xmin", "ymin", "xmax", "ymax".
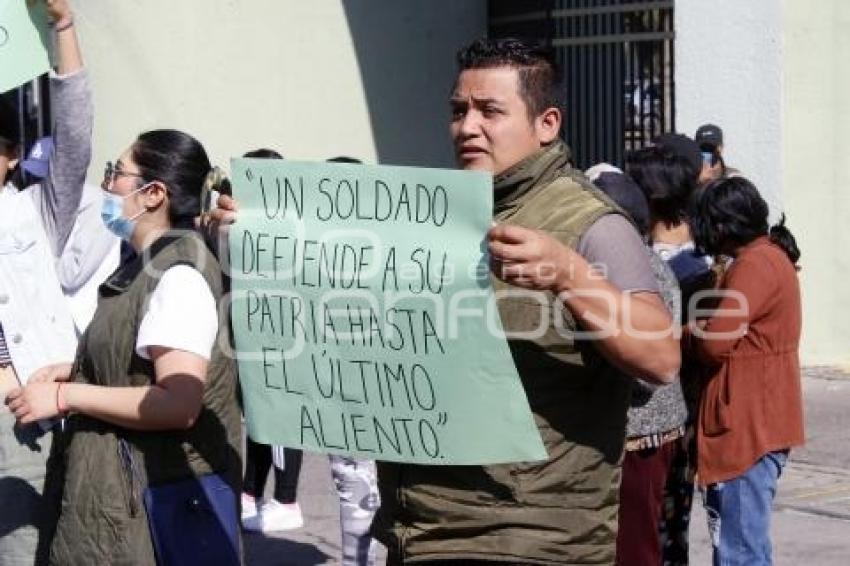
[
  {"xmin": 489, "ymin": 0, "xmax": 675, "ymax": 170},
  {"xmin": 1, "ymin": 76, "xmax": 51, "ymax": 184}
]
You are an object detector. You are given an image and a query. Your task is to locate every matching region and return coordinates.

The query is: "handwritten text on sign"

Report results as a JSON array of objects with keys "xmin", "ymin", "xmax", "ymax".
[{"xmin": 229, "ymin": 159, "xmax": 545, "ymax": 465}]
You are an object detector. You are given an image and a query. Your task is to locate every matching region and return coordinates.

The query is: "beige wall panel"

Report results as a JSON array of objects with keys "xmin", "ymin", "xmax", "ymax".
[
  {"xmin": 74, "ymin": 1, "xmax": 486, "ymax": 176},
  {"xmin": 783, "ymin": 0, "xmax": 850, "ymax": 366}
]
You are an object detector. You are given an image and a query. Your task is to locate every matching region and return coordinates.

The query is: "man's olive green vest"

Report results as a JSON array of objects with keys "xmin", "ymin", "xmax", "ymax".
[
  {"xmin": 44, "ymin": 232, "xmax": 241, "ymax": 566},
  {"xmin": 373, "ymin": 142, "xmax": 632, "ymax": 565}
]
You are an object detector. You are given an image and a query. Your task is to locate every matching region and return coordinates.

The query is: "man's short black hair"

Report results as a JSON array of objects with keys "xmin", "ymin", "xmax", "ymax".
[{"xmin": 456, "ymin": 38, "xmax": 562, "ymax": 119}]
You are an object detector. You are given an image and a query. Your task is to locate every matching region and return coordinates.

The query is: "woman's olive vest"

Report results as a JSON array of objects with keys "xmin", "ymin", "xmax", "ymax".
[{"xmin": 46, "ymin": 232, "xmax": 241, "ymax": 566}]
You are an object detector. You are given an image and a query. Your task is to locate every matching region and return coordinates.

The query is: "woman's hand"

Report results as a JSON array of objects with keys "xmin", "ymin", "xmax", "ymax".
[
  {"xmin": 5, "ymin": 382, "xmax": 66, "ymax": 424},
  {"xmin": 28, "ymin": 362, "xmax": 73, "ymax": 383},
  {"xmin": 43, "ymin": 0, "xmax": 73, "ymax": 26}
]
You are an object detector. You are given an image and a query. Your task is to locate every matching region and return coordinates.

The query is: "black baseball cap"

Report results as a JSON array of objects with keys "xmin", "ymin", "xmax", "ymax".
[{"xmin": 695, "ymin": 124, "xmax": 723, "ymax": 149}]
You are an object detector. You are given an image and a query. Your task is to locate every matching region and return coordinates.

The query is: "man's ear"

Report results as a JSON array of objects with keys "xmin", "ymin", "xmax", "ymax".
[{"xmin": 536, "ymin": 107, "xmax": 562, "ymax": 144}]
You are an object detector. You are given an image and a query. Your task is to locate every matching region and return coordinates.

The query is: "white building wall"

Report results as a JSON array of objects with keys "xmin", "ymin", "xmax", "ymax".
[
  {"xmin": 74, "ymin": 1, "xmax": 486, "ymax": 177},
  {"xmin": 782, "ymin": 0, "xmax": 850, "ymax": 367},
  {"xmin": 675, "ymin": 0, "xmax": 783, "ymax": 215},
  {"xmin": 675, "ymin": 0, "xmax": 784, "ymax": 216}
]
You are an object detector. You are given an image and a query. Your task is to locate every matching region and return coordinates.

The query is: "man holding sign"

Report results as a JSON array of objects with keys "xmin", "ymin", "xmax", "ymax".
[{"xmin": 369, "ymin": 39, "xmax": 679, "ymax": 564}]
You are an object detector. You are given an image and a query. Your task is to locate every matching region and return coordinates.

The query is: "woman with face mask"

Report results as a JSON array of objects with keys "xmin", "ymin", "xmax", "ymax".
[{"xmin": 6, "ymin": 130, "xmax": 242, "ymax": 565}]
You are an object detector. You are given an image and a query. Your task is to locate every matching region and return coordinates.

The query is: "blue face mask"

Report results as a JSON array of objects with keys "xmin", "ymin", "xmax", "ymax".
[{"xmin": 101, "ymin": 184, "xmax": 151, "ymax": 241}]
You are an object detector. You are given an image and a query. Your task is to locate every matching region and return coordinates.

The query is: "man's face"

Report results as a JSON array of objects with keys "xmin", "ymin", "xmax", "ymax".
[{"xmin": 450, "ymin": 67, "xmax": 554, "ymax": 176}]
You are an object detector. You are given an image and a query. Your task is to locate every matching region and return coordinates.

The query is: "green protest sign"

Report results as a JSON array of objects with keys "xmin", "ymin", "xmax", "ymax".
[
  {"xmin": 0, "ymin": 0, "xmax": 50, "ymax": 93},
  {"xmin": 228, "ymin": 158, "xmax": 546, "ymax": 465}
]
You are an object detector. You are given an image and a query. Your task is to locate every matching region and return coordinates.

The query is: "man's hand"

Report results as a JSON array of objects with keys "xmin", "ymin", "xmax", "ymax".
[
  {"xmin": 205, "ymin": 194, "xmax": 238, "ymax": 238},
  {"xmin": 201, "ymin": 194, "xmax": 239, "ymax": 258},
  {"xmin": 210, "ymin": 194, "xmax": 239, "ymax": 225},
  {"xmin": 488, "ymin": 224, "xmax": 574, "ymax": 292},
  {"xmin": 5, "ymin": 382, "xmax": 64, "ymax": 424},
  {"xmin": 28, "ymin": 362, "xmax": 73, "ymax": 383}
]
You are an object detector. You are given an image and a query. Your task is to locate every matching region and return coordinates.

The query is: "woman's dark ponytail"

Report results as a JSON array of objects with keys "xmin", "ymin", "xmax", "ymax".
[
  {"xmin": 769, "ymin": 213, "xmax": 801, "ymax": 267},
  {"xmin": 131, "ymin": 129, "xmax": 213, "ymax": 230}
]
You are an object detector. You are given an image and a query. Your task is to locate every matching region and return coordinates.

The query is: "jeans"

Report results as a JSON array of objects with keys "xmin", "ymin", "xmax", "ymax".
[{"xmin": 703, "ymin": 451, "xmax": 788, "ymax": 566}]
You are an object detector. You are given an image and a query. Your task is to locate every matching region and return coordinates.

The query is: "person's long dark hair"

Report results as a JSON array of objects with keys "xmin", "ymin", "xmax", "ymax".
[
  {"xmin": 625, "ymin": 145, "xmax": 697, "ymax": 226},
  {"xmin": 131, "ymin": 129, "xmax": 216, "ymax": 229},
  {"xmin": 690, "ymin": 176, "xmax": 800, "ymax": 266}
]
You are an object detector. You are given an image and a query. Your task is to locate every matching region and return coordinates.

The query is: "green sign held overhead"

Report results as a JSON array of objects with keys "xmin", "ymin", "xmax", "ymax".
[
  {"xmin": 228, "ymin": 158, "xmax": 546, "ymax": 465},
  {"xmin": 0, "ymin": 0, "xmax": 51, "ymax": 94}
]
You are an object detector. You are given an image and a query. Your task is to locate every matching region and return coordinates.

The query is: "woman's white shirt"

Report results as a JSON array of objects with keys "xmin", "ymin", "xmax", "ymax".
[{"xmin": 135, "ymin": 265, "xmax": 218, "ymax": 361}]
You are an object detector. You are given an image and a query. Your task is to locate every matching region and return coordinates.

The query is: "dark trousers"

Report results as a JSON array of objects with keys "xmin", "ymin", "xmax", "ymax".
[
  {"xmin": 660, "ymin": 428, "xmax": 698, "ymax": 565},
  {"xmin": 242, "ymin": 437, "xmax": 302, "ymax": 503},
  {"xmin": 615, "ymin": 442, "xmax": 676, "ymax": 566}
]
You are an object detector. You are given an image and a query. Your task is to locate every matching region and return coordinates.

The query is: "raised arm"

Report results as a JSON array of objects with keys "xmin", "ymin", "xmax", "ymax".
[
  {"xmin": 31, "ymin": 0, "xmax": 93, "ymax": 256},
  {"xmin": 55, "ymin": 187, "xmax": 119, "ymax": 291}
]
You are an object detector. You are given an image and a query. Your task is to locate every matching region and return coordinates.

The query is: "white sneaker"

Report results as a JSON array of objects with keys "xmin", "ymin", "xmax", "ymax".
[
  {"xmin": 247, "ymin": 500, "xmax": 304, "ymax": 533},
  {"xmin": 241, "ymin": 494, "xmax": 260, "ymax": 524}
]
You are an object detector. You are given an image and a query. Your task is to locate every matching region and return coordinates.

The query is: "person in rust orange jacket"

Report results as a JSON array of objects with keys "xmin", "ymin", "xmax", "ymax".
[{"xmin": 687, "ymin": 176, "xmax": 803, "ymax": 566}]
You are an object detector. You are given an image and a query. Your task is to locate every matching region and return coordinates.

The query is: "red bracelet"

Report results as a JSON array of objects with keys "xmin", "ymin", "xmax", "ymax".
[{"xmin": 56, "ymin": 382, "xmax": 69, "ymax": 415}]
